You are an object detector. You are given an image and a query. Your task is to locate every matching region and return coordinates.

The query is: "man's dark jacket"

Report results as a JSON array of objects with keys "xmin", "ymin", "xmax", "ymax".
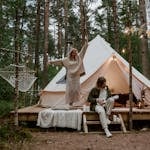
[{"xmin": 87, "ymin": 86, "xmax": 111, "ymax": 111}]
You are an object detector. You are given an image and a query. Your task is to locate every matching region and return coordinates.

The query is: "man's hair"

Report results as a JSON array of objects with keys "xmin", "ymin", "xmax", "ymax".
[{"xmin": 96, "ymin": 76, "xmax": 106, "ymax": 87}]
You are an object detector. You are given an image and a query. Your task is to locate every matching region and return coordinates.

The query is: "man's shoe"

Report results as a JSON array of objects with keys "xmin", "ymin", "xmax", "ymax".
[
  {"xmin": 104, "ymin": 128, "xmax": 112, "ymax": 138},
  {"xmin": 106, "ymin": 132, "xmax": 112, "ymax": 138}
]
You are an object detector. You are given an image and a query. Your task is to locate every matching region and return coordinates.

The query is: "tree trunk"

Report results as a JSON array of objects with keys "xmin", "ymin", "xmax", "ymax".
[
  {"xmin": 139, "ymin": 0, "xmax": 150, "ymax": 79},
  {"xmin": 43, "ymin": 0, "xmax": 49, "ymax": 87},
  {"xmin": 0, "ymin": 1, "xmax": 2, "ymax": 47},
  {"xmin": 112, "ymin": 0, "xmax": 119, "ymax": 52},
  {"xmin": 127, "ymin": 0, "xmax": 133, "ymax": 131},
  {"xmin": 80, "ymin": 0, "xmax": 84, "ymax": 46},
  {"xmin": 57, "ymin": 0, "xmax": 63, "ymax": 58},
  {"xmin": 106, "ymin": 1, "xmax": 112, "ymax": 42},
  {"xmin": 14, "ymin": 4, "xmax": 20, "ymax": 126},
  {"xmin": 34, "ymin": 0, "xmax": 41, "ymax": 91},
  {"xmin": 64, "ymin": 0, "xmax": 69, "ymax": 56}
]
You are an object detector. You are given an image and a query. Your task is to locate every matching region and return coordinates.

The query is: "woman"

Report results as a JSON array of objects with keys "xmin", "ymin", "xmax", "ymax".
[{"xmin": 48, "ymin": 40, "xmax": 88, "ymax": 106}]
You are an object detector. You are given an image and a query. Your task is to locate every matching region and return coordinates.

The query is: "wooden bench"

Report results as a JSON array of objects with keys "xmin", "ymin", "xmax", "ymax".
[{"xmin": 82, "ymin": 111, "xmax": 127, "ymax": 133}]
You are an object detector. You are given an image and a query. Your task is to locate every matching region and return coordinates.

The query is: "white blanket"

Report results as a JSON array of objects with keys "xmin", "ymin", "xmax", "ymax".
[{"xmin": 37, "ymin": 108, "xmax": 83, "ymax": 130}]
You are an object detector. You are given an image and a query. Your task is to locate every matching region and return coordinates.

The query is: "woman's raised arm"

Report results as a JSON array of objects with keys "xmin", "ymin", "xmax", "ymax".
[
  {"xmin": 48, "ymin": 59, "xmax": 63, "ymax": 66},
  {"xmin": 79, "ymin": 39, "xmax": 88, "ymax": 60}
]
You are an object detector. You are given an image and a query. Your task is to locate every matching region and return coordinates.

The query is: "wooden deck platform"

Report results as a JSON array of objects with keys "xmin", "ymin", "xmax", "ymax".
[
  {"xmin": 10, "ymin": 105, "xmax": 46, "ymax": 122},
  {"xmin": 10, "ymin": 105, "xmax": 150, "ymax": 127},
  {"xmin": 111, "ymin": 107, "xmax": 150, "ymax": 121}
]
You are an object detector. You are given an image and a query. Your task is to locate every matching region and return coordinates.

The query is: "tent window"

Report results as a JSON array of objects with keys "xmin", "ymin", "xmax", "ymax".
[{"xmin": 56, "ymin": 75, "xmax": 66, "ymax": 84}]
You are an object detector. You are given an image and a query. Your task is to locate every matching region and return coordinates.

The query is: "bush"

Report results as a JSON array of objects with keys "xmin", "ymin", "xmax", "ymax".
[
  {"xmin": 0, "ymin": 124, "xmax": 32, "ymax": 140},
  {"xmin": 0, "ymin": 78, "xmax": 14, "ymax": 101},
  {"xmin": 0, "ymin": 100, "xmax": 13, "ymax": 117},
  {"xmin": 0, "ymin": 123, "xmax": 32, "ymax": 149}
]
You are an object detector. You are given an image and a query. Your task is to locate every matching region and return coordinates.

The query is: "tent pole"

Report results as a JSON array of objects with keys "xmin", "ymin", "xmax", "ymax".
[
  {"xmin": 128, "ymin": 32, "xmax": 133, "ymax": 131},
  {"xmin": 128, "ymin": 0, "xmax": 133, "ymax": 131}
]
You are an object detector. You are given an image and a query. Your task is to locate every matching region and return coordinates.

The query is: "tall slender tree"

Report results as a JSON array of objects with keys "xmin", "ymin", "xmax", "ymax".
[
  {"xmin": 14, "ymin": 3, "xmax": 19, "ymax": 126},
  {"xmin": 34, "ymin": 0, "xmax": 41, "ymax": 91},
  {"xmin": 43, "ymin": 0, "xmax": 49, "ymax": 87},
  {"xmin": 0, "ymin": 0, "xmax": 2, "ymax": 48},
  {"xmin": 64, "ymin": 0, "xmax": 69, "ymax": 56},
  {"xmin": 80, "ymin": 0, "xmax": 84, "ymax": 46},
  {"xmin": 80, "ymin": 0, "xmax": 88, "ymax": 46},
  {"xmin": 112, "ymin": 0, "xmax": 119, "ymax": 52},
  {"xmin": 127, "ymin": 0, "xmax": 133, "ymax": 131},
  {"xmin": 139, "ymin": 0, "xmax": 150, "ymax": 79},
  {"xmin": 55, "ymin": 0, "xmax": 62, "ymax": 58}
]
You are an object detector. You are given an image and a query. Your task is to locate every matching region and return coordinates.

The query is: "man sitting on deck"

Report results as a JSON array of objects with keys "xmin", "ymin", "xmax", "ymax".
[{"xmin": 87, "ymin": 76, "xmax": 119, "ymax": 138}]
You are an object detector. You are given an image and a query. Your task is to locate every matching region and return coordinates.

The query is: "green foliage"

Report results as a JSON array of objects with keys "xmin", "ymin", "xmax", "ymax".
[
  {"xmin": 37, "ymin": 65, "xmax": 61, "ymax": 89},
  {"xmin": 19, "ymin": 91, "xmax": 39, "ymax": 107},
  {"xmin": 118, "ymin": 33, "xmax": 142, "ymax": 72},
  {"xmin": 0, "ymin": 0, "xmax": 149, "ymax": 90},
  {"xmin": 0, "ymin": 78, "xmax": 14, "ymax": 101},
  {"xmin": 131, "ymin": 35, "xmax": 142, "ymax": 72},
  {"xmin": 0, "ymin": 100, "xmax": 13, "ymax": 117},
  {"xmin": 48, "ymin": 35, "xmax": 56, "ymax": 57},
  {"xmin": 0, "ymin": 123, "xmax": 32, "ymax": 149},
  {"xmin": 48, "ymin": 66, "xmax": 62, "ymax": 82},
  {"xmin": 0, "ymin": 91, "xmax": 38, "ymax": 118}
]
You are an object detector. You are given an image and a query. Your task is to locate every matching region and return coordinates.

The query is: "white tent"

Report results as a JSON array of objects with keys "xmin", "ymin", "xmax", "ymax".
[{"xmin": 39, "ymin": 35, "xmax": 150, "ymax": 108}]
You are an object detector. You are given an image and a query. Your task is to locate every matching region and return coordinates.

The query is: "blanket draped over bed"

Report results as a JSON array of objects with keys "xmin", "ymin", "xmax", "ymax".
[{"xmin": 37, "ymin": 109, "xmax": 83, "ymax": 130}]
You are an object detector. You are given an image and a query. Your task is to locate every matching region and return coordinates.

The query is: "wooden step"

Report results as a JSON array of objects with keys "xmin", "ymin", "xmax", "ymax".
[{"xmin": 83, "ymin": 112, "xmax": 127, "ymax": 133}]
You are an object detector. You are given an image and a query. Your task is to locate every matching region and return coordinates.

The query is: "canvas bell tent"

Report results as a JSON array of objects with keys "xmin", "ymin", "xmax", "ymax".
[{"xmin": 39, "ymin": 35, "xmax": 150, "ymax": 108}]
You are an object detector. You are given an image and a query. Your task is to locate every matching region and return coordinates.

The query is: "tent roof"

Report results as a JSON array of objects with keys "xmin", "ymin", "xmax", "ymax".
[{"xmin": 44, "ymin": 35, "xmax": 150, "ymax": 92}]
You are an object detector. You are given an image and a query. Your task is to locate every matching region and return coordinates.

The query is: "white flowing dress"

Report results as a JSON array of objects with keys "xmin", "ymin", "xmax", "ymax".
[{"xmin": 50, "ymin": 42, "xmax": 88, "ymax": 105}]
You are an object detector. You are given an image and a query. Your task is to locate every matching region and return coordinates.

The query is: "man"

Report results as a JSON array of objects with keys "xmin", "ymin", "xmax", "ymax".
[{"xmin": 87, "ymin": 76, "xmax": 118, "ymax": 138}]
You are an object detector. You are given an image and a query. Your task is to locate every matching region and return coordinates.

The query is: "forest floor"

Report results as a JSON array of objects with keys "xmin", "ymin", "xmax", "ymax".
[
  {"xmin": 1, "ymin": 120, "xmax": 150, "ymax": 150},
  {"xmin": 10, "ymin": 129, "xmax": 150, "ymax": 150},
  {"xmin": 23, "ymin": 129, "xmax": 150, "ymax": 150}
]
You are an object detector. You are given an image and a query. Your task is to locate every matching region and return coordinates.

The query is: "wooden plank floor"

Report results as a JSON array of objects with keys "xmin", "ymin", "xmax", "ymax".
[
  {"xmin": 112, "ymin": 107, "xmax": 150, "ymax": 122},
  {"xmin": 10, "ymin": 105, "xmax": 47, "ymax": 121},
  {"xmin": 10, "ymin": 105, "xmax": 150, "ymax": 124}
]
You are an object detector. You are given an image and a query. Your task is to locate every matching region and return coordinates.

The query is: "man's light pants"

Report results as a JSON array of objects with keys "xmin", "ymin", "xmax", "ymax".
[{"xmin": 95, "ymin": 97, "xmax": 114, "ymax": 129}]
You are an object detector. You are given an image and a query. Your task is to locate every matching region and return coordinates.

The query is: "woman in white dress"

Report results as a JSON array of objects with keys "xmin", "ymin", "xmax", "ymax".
[{"xmin": 48, "ymin": 40, "xmax": 88, "ymax": 105}]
